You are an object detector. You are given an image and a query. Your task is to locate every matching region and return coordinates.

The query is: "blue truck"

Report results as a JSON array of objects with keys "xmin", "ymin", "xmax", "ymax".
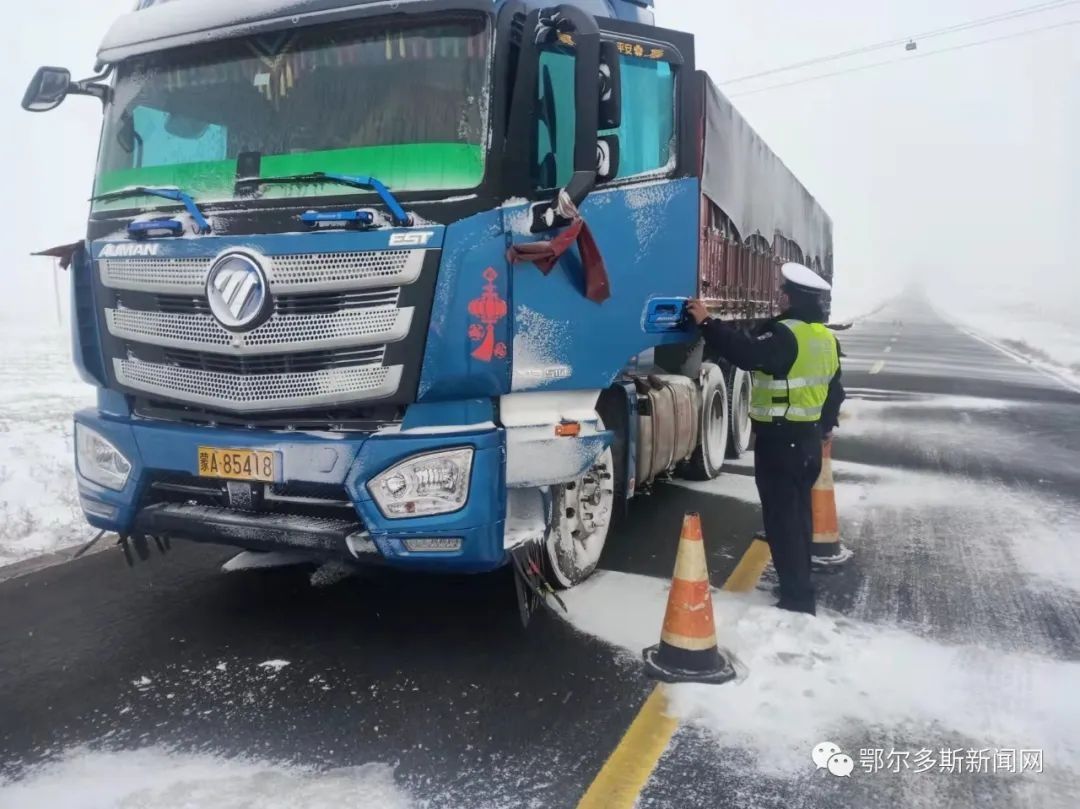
[{"xmin": 22, "ymin": 0, "xmax": 832, "ymax": 598}]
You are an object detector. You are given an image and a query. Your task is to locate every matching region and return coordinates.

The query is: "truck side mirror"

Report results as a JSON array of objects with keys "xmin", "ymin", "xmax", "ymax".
[
  {"xmin": 597, "ymin": 135, "xmax": 620, "ymax": 183},
  {"xmin": 528, "ymin": 5, "xmax": 601, "ymax": 231},
  {"xmin": 599, "ymin": 41, "xmax": 622, "ymax": 130},
  {"xmin": 559, "ymin": 6, "xmax": 601, "ymax": 210},
  {"xmin": 22, "ymin": 67, "xmax": 72, "ymax": 112}
]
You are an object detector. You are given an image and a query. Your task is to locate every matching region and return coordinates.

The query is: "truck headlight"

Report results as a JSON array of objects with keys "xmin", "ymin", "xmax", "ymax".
[
  {"xmin": 368, "ymin": 448, "xmax": 473, "ymax": 519},
  {"xmin": 75, "ymin": 424, "xmax": 132, "ymax": 491}
]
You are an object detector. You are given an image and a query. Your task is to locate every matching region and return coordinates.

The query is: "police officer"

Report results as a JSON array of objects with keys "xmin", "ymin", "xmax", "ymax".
[{"xmin": 687, "ymin": 263, "xmax": 844, "ymax": 615}]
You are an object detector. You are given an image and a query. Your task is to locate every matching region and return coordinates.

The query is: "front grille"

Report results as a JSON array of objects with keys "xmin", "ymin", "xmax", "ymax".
[
  {"xmin": 106, "ymin": 305, "xmax": 411, "ymax": 354},
  {"xmin": 161, "ymin": 346, "xmax": 384, "ymax": 375},
  {"xmin": 154, "ymin": 295, "xmax": 210, "ymax": 315},
  {"xmin": 100, "ymin": 256, "xmax": 208, "ymax": 293},
  {"xmin": 115, "ymin": 356, "xmax": 402, "ymax": 411},
  {"xmin": 269, "ymin": 251, "xmax": 420, "ymax": 288},
  {"xmin": 100, "ymin": 249, "xmax": 423, "ymax": 294},
  {"xmin": 275, "ymin": 288, "xmax": 400, "ymax": 314},
  {"xmin": 148, "ymin": 287, "xmax": 400, "ymax": 315},
  {"xmin": 96, "ymin": 243, "xmax": 434, "ymax": 412}
]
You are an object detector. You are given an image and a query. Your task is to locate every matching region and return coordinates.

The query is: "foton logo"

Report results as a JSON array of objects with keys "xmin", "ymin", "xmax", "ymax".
[
  {"xmin": 99, "ymin": 243, "xmax": 161, "ymax": 258},
  {"xmin": 388, "ymin": 231, "xmax": 435, "ymax": 247}
]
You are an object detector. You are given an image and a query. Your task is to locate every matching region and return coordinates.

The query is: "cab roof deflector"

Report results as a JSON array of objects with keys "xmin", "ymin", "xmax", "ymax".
[{"xmin": 97, "ymin": 0, "xmax": 493, "ymax": 66}]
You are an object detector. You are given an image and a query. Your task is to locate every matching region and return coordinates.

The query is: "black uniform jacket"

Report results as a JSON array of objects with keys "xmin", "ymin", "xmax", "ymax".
[{"xmin": 700, "ymin": 304, "xmax": 845, "ymax": 435}]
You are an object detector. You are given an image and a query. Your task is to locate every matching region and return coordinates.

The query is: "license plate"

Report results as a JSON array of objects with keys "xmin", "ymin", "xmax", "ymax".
[{"xmin": 197, "ymin": 447, "xmax": 279, "ymax": 482}]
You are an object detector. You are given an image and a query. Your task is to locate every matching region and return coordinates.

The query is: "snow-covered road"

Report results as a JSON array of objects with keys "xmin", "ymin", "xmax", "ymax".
[
  {"xmin": 1, "ymin": 297, "xmax": 1078, "ymax": 809},
  {"xmin": 565, "ymin": 297, "xmax": 1080, "ymax": 808}
]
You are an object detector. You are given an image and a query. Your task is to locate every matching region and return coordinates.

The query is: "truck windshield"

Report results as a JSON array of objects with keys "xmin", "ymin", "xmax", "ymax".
[{"xmin": 94, "ymin": 15, "xmax": 490, "ymax": 212}]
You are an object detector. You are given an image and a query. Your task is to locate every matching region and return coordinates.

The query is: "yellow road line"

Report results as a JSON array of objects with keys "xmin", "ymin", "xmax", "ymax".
[
  {"xmin": 576, "ymin": 687, "xmax": 678, "ymax": 809},
  {"xmin": 722, "ymin": 538, "xmax": 772, "ymax": 594},
  {"xmin": 576, "ymin": 538, "xmax": 772, "ymax": 809}
]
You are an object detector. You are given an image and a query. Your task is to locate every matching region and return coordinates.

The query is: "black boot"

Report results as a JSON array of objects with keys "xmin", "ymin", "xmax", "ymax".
[{"xmin": 775, "ymin": 597, "xmax": 816, "ymax": 616}]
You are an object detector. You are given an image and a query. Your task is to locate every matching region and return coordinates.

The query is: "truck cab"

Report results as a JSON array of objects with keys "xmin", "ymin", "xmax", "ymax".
[{"xmin": 22, "ymin": 0, "xmax": 829, "ymax": 591}]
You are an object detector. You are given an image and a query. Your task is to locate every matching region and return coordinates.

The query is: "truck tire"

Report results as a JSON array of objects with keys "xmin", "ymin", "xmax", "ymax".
[
  {"xmin": 544, "ymin": 421, "xmax": 617, "ymax": 590},
  {"xmin": 682, "ymin": 364, "xmax": 729, "ymax": 480},
  {"xmin": 727, "ymin": 367, "xmax": 753, "ymax": 458}
]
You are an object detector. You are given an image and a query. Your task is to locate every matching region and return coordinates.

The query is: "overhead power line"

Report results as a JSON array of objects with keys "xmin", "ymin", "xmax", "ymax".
[
  {"xmin": 728, "ymin": 18, "xmax": 1080, "ymax": 98},
  {"xmin": 721, "ymin": 0, "xmax": 1079, "ymax": 85}
]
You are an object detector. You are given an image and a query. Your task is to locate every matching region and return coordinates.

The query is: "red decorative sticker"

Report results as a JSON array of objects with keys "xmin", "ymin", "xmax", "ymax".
[{"xmin": 467, "ymin": 267, "xmax": 508, "ymax": 362}]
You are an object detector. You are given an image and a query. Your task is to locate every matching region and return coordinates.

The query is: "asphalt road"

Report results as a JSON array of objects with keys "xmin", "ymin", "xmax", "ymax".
[{"xmin": 1, "ymin": 296, "xmax": 1078, "ymax": 808}]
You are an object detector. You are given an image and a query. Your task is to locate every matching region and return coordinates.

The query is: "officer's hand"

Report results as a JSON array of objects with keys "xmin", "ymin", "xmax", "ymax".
[{"xmin": 686, "ymin": 299, "xmax": 710, "ymax": 325}]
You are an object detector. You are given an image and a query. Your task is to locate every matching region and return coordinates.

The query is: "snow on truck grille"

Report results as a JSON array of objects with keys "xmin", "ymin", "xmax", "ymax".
[
  {"xmin": 105, "ymin": 305, "xmax": 412, "ymax": 354},
  {"xmin": 114, "ymin": 357, "xmax": 402, "ymax": 412},
  {"xmin": 98, "ymin": 249, "xmax": 425, "ymax": 411},
  {"xmin": 99, "ymin": 250, "xmax": 423, "ymax": 294}
]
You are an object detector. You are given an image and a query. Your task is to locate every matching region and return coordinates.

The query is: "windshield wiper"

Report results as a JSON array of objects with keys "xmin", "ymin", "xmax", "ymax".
[
  {"xmin": 91, "ymin": 186, "xmax": 212, "ymax": 235},
  {"xmin": 235, "ymin": 172, "xmax": 412, "ymax": 227}
]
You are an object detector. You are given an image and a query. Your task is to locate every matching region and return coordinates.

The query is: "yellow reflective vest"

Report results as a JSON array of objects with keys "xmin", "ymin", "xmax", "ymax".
[{"xmin": 750, "ymin": 319, "xmax": 839, "ymax": 423}]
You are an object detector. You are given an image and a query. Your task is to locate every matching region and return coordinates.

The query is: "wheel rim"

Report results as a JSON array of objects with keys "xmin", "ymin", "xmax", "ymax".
[
  {"xmin": 703, "ymin": 386, "xmax": 729, "ymax": 475},
  {"xmin": 547, "ymin": 447, "xmax": 616, "ymax": 587},
  {"xmin": 733, "ymin": 373, "xmax": 752, "ymax": 454},
  {"xmin": 699, "ymin": 371, "xmax": 734, "ymax": 473}
]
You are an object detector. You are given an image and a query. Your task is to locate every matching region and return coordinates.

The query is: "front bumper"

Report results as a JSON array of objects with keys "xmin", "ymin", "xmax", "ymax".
[
  {"xmin": 75, "ymin": 408, "xmax": 507, "ymax": 573},
  {"xmin": 133, "ymin": 503, "xmax": 379, "ymax": 558}
]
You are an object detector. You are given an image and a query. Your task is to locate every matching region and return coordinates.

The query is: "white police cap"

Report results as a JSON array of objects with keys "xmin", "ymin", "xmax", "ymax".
[{"xmin": 781, "ymin": 262, "xmax": 831, "ymax": 292}]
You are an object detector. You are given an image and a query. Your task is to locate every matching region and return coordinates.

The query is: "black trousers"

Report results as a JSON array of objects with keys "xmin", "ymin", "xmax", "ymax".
[{"xmin": 754, "ymin": 428, "xmax": 823, "ymax": 614}]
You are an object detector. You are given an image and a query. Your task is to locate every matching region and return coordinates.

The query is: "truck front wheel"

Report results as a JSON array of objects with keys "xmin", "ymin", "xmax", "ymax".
[{"xmin": 544, "ymin": 443, "xmax": 616, "ymax": 589}]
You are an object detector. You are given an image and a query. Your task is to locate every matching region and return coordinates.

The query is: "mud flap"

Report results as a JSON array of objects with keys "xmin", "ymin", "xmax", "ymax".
[
  {"xmin": 117, "ymin": 533, "xmax": 171, "ymax": 567},
  {"xmin": 509, "ymin": 542, "xmax": 568, "ymax": 629},
  {"xmin": 72, "ymin": 529, "xmax": 108, "ymax": 559}
]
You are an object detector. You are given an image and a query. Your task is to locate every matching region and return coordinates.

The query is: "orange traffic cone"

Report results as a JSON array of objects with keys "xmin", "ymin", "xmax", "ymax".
[
  {"xmin": 811, "ymin": 438, "xmax": 853, "ymax": 568},
  {"xmin": 643, "ymin": 512, "xmax": 736, "ymax": 685}
]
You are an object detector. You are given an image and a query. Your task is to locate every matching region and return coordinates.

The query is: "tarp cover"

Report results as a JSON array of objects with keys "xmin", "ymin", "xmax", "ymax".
[{"xmin": 701, "ymin": 73, "xmax": 832, "ymax": 266}]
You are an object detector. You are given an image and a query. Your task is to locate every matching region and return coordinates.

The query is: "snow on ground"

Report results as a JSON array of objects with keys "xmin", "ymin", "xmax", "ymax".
[
  {"xmin": 676, "ymin": 454, "xmax": 1080, "ymax": 597},
  {"xmin": 960, "ymin": 325, "xmax": 1080, "ymax": 394},
  {"xmin": 834, "ymin": 459, "xmax": 1080, "ymax": 595},
  {"xmin": 929, "ymin": 274, "xmax": 1080, "ymax": 387},
  {"xmin": 0, "ymin": 747, "xmax": 416, "ymax": 809},
  {"xmin": 0, "ymin": 320, "xmax": 94, "ymax": 567},
  {"xmin": 676, "ymin": 386, "xmax": 1080, "ymax": 597},
  {"xmin": 676, "ymin": 444, "xmax": 1080, "ymax": 598},
  {"xmin": 614, "ymin": 390, "xmax": 1080, "ymax": 800},
  {"xmin": 840, "ymin": 390, "xmax": 1017, "ymax": 414},
  {"xmin": 563, "ymin": 572, "xmax": 1080, "ymax": 781}
]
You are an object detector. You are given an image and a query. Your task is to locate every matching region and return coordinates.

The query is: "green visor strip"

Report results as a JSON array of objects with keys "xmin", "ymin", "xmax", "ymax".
[{"xmin": 93, "ymin": 142, "xmax": 484, "ymax": 212}]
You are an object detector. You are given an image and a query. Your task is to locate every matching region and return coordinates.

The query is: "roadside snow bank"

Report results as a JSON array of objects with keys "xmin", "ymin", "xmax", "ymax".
[
  {"xmin": 0, "ymin": 325, "xmax": 94, "ymax": 566},
  {"xmin": 929, "ymin": 276, "xmax": 1080, "ymax": 388},
  {"xmin": 959, "ymin": 325, "xmax": 1080, "ymax": 393},
  {"xmin": 0, "ymin": 747, "xmax": 416, "ymax": 809},
  {"xmin": 563, "ymin": 571, "xmax": 1080, "ymax": 777}
]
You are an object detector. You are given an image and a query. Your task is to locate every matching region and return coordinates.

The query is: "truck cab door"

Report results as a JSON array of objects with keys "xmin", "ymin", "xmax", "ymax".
[{"xmin": 503, "ymin": 11, "xmax": 701, "ymax": 392}]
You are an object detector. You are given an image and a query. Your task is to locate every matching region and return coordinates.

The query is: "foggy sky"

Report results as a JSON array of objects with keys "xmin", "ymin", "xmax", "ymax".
[
  {"xmin": 2, "ymin": 0, "xmax": 1077, "ymax": 326},
  {"xmin": 655, "ymin": 0, "xmax": 1080, "ymax": 316}
]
